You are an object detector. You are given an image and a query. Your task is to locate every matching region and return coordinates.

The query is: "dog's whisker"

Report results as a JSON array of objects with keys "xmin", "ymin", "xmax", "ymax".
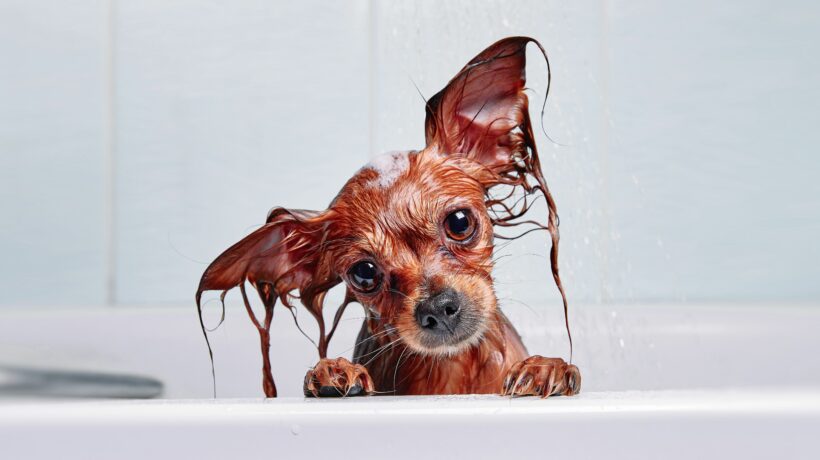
[
  {"xmin": 336, "ymin": 328, "xmax": 396, "ymax": 356},
  {"xmin": 361, "ymin": 338, "xmax": 402, "ymax": 368},
  {"xmin": 392, "ymin": 347, "xmax": 411, "ymax": 391}
]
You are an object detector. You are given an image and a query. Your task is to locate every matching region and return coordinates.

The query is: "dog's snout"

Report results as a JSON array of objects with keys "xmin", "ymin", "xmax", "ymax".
[{"xmin": 415, "ymin": 288, "xmax": 462, "ymax": 333}]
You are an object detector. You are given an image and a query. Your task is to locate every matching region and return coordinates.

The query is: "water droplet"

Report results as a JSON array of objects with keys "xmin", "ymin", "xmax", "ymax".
[{"xmin": 291, "ymin": 424, "xmax": 301, "ymax": 436}]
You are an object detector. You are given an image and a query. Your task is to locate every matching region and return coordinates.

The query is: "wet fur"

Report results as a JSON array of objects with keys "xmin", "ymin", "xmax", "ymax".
[{"xmin": 196, "ymin": 37, "xmax": 579, "ymax": 398}]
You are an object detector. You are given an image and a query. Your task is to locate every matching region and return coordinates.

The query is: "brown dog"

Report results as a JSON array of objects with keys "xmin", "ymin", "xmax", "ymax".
[{"xmin": 196, "ymin": 37, "xmax": 580, "ymax": 398}]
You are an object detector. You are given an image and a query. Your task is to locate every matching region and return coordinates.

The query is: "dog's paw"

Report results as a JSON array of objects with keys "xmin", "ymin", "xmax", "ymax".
[
  {"xmin": 303, "ymin": 357, "xmax": 375, "ymax": 397},
  {"xmin": 501, "ymin": 355, "xmax": 581, "ymax": 398}
]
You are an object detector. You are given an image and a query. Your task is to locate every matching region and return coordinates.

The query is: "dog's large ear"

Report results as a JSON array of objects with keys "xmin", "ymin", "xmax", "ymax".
[
  {"xmin": 196, "ymin": 208, "xmax": 328, "ymax": 307},
  {"xmin": 425, "ymin": 36, "xmax": 573, "ymax": 360},
  {"xmin": 195, "ymin": 207, "xmax": 340, "ymax": 397},
  {"xmin": 424, "ymin": 36, "xmax": 546, "ymax": 173}
]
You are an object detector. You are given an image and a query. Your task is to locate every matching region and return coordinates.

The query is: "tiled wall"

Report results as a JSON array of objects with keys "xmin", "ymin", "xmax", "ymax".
[
  {"xmin": 1, "ymin": 0, "xmax": 818, "ymax": 307},
  {"xmin": 113, "ymin": 0, "xmax": 370, "ymax": 304},
  {"xmin": 1, "ymin": 0, "xmax": 109, "ymax": 305}
]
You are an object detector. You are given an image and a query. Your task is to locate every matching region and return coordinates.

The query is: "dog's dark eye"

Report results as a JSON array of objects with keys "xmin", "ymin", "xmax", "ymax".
[
  {"xmin": 444, "ymin": 209, "xmax": 476, "ymax": 242},
  {"xmin": 348, "ymin": 261, "xmax": 381, "ymax": 293}
]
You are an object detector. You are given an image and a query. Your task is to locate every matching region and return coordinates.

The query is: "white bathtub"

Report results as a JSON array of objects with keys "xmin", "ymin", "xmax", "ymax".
[{"xmin": 1, "ymin": 302, "xmax": 818, "ymax": 459}]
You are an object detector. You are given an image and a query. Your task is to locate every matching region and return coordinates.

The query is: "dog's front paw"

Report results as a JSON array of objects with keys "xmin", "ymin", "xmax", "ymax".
[
  {"xmin": 501, "ymin": 355, "xmax": 581, "ymax": 397},
  {"xmin": 303, "ymin": 357, "xmax": 375, "ymax": 397}
]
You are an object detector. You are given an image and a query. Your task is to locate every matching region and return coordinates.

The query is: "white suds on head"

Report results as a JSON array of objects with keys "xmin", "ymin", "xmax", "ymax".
[{"xmin": 363, "ymin": 150, "xmax": 410, "ymax": 189}]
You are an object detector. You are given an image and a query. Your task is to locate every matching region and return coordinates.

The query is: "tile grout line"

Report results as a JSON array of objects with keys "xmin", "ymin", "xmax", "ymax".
[
  {"xmin": 599, "ymin": 0, "xmax": 612, "ymax": 304},
  {"xmin": 103, "ymin": 0, "xmax": 117, "ymax": 306},
  {"xmin": 367, "ymin": 0, "xmax": 376, "ymax": 158}
]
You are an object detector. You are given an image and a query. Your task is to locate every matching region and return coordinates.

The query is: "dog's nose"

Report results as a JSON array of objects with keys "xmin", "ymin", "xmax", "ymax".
[{"xmin": 415, "ymin": 289, "xmax": 462, "ymax": 334}]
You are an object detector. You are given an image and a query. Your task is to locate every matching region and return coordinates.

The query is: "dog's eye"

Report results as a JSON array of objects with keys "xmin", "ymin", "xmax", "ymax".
[
  {"xmin": 444, "ymin": 209, "xmax": 476, "ymax": 242},
  {"xmin": 348, "ymin": 261, "xmax": 381, "ymax": 293}
]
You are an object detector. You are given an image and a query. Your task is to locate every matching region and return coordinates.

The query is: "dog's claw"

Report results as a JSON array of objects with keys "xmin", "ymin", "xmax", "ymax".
[
  {"xmin": 304, "ymin": 357, "xmax": 375, "ymax": 398},
  {"xmin": 501, "ymin": 355, "xmax": 581, "ymax": 397}
]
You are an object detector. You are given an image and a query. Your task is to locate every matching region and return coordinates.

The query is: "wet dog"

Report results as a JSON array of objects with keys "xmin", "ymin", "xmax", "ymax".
[{"xmin": 197, "ymin": 37, "xmax": 580, "ymax": 398}]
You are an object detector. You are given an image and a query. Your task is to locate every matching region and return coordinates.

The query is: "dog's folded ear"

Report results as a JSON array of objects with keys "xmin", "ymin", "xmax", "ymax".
[
  {"xmin": 424, "ymin": 36, "xmax": 546, "ymax": 174},
  {"xmin": 196, "ymin": 207, "xmax": 330, "ymax": 308},
  {"xmin": 195, "ymin": 207, "xmax": 339, "ymax": 397}
]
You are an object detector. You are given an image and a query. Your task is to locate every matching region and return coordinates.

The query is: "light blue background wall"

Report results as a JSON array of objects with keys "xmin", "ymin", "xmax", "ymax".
[{"xmin": 1, "ymin": 0, "xmax": 818, "ymax": 307}]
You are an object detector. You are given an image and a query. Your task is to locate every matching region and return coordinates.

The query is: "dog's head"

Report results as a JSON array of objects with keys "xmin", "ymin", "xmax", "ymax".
[{"xmin": 196, "ymin": 37, "xmax": 567, "ymax": 358}]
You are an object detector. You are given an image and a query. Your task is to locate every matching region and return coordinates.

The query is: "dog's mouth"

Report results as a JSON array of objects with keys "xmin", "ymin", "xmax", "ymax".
[{"xmin": 412, "ymin": 322, "xmax": 485, "ymax": 356}]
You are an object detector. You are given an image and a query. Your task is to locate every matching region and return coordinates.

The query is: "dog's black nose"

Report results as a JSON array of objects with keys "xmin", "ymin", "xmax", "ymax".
[{"xmin": 415, "ymin": 289, "xmax": 462, "ymax": 334}]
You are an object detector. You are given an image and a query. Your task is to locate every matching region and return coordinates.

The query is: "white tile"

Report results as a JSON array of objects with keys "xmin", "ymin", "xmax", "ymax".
[
  {"xmin": 0, "ymin": 0, "xmax": 108, "ymax": 306},
  {"xmin": 114, "ymin": 0, "xmax": 371, "ymax": 304},
  {"xmin": 606, "ymin": 0, "xmax": 820, "ymax": 301}
]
